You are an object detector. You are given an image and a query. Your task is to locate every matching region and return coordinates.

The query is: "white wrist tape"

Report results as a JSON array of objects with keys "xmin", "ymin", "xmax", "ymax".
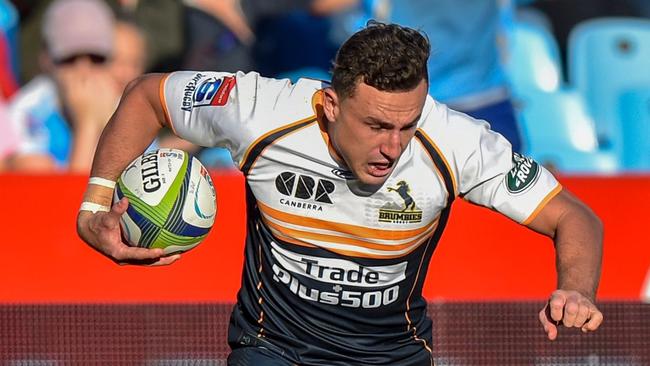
[
  {"xmin": 88, "ymin": 177, "xmax": 116, "ymax": 189},
  {"xmin": 79, "ymin": 202, "xmax": 111, "ymax": 213}
]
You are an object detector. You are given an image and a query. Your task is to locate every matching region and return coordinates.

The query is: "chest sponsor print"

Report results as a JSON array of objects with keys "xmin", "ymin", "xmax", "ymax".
[
  {"xmin": 270, "ymin": 242, "xmax": 406, "ymax": 309},
  {"xmin": 275, "ymin": 171, "xmax": 335, "ymax": 212}
]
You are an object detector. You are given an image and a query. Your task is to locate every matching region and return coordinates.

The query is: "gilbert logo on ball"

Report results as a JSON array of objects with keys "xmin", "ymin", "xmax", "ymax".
[{"xmin": 113, "ymin": 148, "xmax": 217, "ymax": 255}]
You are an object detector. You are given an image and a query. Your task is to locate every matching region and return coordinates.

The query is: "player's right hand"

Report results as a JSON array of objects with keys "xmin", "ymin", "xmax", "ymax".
[
  {"xmin": 538, "ymin": 289, "xmax": 603, "ymax": 341},
  {"xmin": 76, "ymin": 197, "xmax": 181, "ymax": 266}
]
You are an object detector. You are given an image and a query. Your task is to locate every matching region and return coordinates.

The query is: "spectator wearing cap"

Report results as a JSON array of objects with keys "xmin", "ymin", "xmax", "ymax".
[
  {"xmin": 383, "ymin": 0, "xmax": 523, "ymax": 153},
  {"xmin": 6, "ymin": 0, "xmax": 120, "ymax": 172}
]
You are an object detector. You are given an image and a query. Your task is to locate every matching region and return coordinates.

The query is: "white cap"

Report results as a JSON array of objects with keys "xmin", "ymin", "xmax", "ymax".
[{"xmin": 42, "ymin": 0, "xmax": 115, "ymax": 62}]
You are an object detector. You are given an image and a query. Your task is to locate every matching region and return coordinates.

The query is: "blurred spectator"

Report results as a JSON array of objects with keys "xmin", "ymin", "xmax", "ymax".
[
  {"xmin": 13, "ymin": 0, "xmax": 52, "ymax": 84},
  {"xmin": 6, "ymin": 0, "xmax": 119, "ymax": 173},
  {"xmin": 17, "ymin": 0, "xmax": 184, "ymax": 82},
  {"xmin": 113, "ymin": 0, "xmax": 184, "ymax": 73},
  {"xmin": 109, "ymin": 17, "xmax": 146, "ymax": 92},
  {"xmin": 182, "ymin": 0, "xmax": 356, "ymax": 78},
  {"xmin": 386, "ymin": 0, "xmax": 523, "ymax": 152},
  {"xmin": 0, "ymin": 0, "xmax": 19, "ymax": 97},
  {"xmin": 0, "ymin": 101, "xmax": 19, "ymax": 171},
  {"xmin": 0, "ymin": 32, "xmax": 18, "ymax": 99},
  {"xmin": 245, "ymin": 0, "xmax": 360, "ymax": 79},
  {"xmin": 180, "ymin": 0, "xmax": 352, "ymax": 169},
  {"xmin": 181, "ymin": 0, "xmax": 255, "ymax": 72}
]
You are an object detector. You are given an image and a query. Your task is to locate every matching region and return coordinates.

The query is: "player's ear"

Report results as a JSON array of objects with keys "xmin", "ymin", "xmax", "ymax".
[{"xmin": 322, "ymin": 87, "xmax": 339, "ymax": 123}]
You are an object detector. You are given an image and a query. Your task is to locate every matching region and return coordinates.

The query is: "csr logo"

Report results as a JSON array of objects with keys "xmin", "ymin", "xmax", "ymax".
[{"xmin": 275, "ymin": 172, "xmax": 335, "ymax": 204}]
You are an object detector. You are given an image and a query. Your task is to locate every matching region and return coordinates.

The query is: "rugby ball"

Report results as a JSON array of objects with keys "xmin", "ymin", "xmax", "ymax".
[{"xmin": 113, "ymin": 148, "xmax": 217, "ymax": 255}]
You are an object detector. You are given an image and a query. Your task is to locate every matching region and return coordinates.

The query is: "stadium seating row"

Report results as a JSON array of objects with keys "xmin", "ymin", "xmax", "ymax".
[{"xmin": 505, "ymin": 16, "xmax": 650, "ymax": 173}]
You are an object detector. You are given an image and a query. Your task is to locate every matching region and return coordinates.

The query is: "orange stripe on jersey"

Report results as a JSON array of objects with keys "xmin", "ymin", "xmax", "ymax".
[
  {"xmin": 266, "ymin": 223, "xmax": 432, "ymax": 260},
  {"xmin": 522, "ymin": 184, "xmax": 563, "ymax": 225},
  {"xmin": 159, "ymin": 73, "xmax": 175, "ymax": 133},
  {"xmin": 257, "ymin": 201, "xmax": 434, "ymax": 240},
  {"xmin": 267, "ymin": 228, "xmax": 318, "ymax": 249},
  {"xmin": 415, "ymin": 129, "xmax": 458, "ymax": 196},
  {"xmin": 403, "ymin": 231, "xmax": 437, "ymax": 356},
  {"xmin": 239, "ymin": 115, "xmax": 317, "ymax": 172},
  {"xmin": 262, "ymin": 214, "xmax": 438, "ymax": 252}
]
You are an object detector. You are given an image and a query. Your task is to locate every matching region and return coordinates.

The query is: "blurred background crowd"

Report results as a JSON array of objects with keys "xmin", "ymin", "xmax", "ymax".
[{"xmin": 1, "ymin": 0, "xmax": 649, "ymax": 174}]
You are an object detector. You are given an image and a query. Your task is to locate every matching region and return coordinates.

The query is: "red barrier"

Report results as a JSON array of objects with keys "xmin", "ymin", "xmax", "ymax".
[{"xmin": 0, "ymin": 173, "xmax": 648, "ymax": 302}]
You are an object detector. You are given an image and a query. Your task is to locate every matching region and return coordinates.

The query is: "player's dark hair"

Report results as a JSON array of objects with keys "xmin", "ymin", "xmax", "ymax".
[{"xmin": 331, "ymin": 21, "xmax": 430, "ymax": 100}]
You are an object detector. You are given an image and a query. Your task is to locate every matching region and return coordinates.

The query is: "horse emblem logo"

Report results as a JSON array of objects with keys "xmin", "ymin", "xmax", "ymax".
[{"xmin": 379, "ymin": 181, "xmax": 422, "ymax": 224}]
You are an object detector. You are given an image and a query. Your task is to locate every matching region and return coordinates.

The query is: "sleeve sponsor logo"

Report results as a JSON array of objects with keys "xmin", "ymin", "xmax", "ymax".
[
  {"xmin": 270, "ymin": 242, "xmax": 404, "ymax": 308},
  {"xmin": 181, "ymin": 75, "xmax": 236, "ymax": 112},
  {"xmin": 506, "ymin": 152, "xmax": 541, "ymax": 195},
  {"xmin": 181, "ymin": 73, "xmax": 205, "ymax": 112}
]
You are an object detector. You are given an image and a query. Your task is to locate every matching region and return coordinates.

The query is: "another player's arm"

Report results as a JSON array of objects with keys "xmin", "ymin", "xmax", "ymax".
[
  {"xmin": 76, "ymin": 73, "xmax": 179, "ymax": 266},
  {"xmin": 526, "ymin": 189, "xmax": 604, "ymax": 340}
]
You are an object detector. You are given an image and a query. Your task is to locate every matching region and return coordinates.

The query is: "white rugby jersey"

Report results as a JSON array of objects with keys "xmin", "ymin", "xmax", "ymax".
[{"xmin": 162, "ymin": 71, "xmax": 561, "ymax": 365}]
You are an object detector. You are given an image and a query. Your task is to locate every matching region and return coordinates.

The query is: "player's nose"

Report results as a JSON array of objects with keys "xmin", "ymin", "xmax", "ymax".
[{"xmin": 380, "ymin": 130, "xmax": 402, "ymax": 161}]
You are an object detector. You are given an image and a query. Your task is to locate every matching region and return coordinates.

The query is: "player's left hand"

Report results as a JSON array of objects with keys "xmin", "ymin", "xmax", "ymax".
[{"xmin": 538, "ymin": 289, "xmax": 603, "ymax": 341}]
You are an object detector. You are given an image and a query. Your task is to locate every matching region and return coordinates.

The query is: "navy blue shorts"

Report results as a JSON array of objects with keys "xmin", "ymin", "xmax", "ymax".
[{"xmin": 228, "ymin": 346, "xmax": 296, "ymax": 366}]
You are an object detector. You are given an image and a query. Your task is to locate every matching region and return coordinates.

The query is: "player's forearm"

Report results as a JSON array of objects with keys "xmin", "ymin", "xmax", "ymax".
[
  {"xmin": 89, "ymin": 74, "xmax": 168, "ymax": 182},
  {"xmin": 553, "ymin": 204, "xmax": 603, "ymax": 301}
]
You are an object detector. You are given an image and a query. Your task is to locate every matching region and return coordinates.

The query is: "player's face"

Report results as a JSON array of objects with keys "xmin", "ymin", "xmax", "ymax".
[{"xmin": 324, "ymin": 79, "xmax": 428, "ymax": 187}]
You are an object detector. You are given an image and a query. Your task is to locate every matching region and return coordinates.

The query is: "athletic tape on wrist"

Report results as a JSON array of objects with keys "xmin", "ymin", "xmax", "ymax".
[
  {"xmin": 79, "ymin": 201, "xmax": 111, "ymax": 213},
  {"xmin": 88, "ymin": 177, "xmax": 116, "ymax": 189}
]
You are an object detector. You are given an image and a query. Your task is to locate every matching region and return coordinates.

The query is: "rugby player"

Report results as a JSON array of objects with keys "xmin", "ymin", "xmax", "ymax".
[{"xmin": 77, "ymin": 22, "xmax": 603, "ymax": 365}]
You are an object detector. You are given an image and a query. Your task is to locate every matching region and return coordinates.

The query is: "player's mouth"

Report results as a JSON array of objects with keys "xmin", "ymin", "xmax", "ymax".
[{"xmin": 368, "ymin": 162, "xmax": 394, "ymax": 177}]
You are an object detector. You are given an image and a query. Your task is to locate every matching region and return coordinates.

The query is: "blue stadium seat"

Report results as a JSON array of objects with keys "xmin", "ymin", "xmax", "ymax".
[
  {"xmin": 568, "ymin": 17, "xmax": 650, "ymax": 160},
  {"xmin": 503, "ymin": 19, "xmax": 563, "ymax": 95},
  {"xmin": 618, "ymin": 88, "xmax": 650, "ymax": 171},
  {"xmin": 514, "ymin": 88, "xmax": 620, "ymax": 174}
]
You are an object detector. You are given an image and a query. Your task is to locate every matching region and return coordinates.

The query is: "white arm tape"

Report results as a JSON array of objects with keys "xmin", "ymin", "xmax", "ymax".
[
  {"xmin": 88, "ymin": 177, "xmax": 116, "ymax": 189},
  {"xmin": 79, "ymin": 202, "xmax": 111, "ymax": 214}
]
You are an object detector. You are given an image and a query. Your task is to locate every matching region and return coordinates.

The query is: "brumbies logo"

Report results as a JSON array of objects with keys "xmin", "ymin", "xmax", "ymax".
[
  {"xmin": 506, "ymin": 152, "xmax": 540, "ymax": 194},
  {"xmin": 379, "ymin": 181, "xmax": 422, "ymax": 223}
]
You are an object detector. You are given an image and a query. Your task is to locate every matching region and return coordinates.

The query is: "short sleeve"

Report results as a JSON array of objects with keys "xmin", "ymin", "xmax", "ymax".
[
  {"xmin": 462, "ymin": 151, "xmax": 562, "ymax": 224},
  {"xmin": 425, "ymin": 103, "xmax": 561, "ymax": 224},
  {"xmin": 162, "ymin": 71, "xmax": 251, "ymax": 148},
  {"xmin": 449, "ymin": 112, "xmax": 562, "ymax": 224},
  {"xmin": 161, "ymin": 70, "xmax": 298, "ymax": 165}
]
